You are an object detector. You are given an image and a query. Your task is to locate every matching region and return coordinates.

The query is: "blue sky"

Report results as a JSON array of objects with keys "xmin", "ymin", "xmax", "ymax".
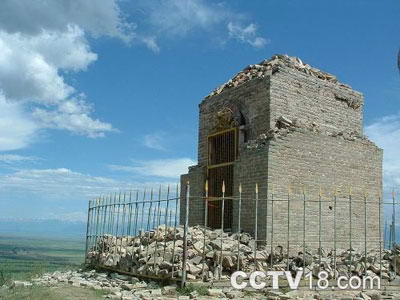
[{"xmin": 0, "ymin": 0, "xmax": 399, "ymax": 222}]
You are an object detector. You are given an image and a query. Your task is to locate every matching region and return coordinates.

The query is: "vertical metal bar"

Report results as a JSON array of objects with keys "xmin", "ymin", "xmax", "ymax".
[
  {"xmin": 302, "ymin": 188, "xmax": 306, "ymax": 276},
  {"xmin": 120, "ymin": 192, "xmax": 127, "ymax": 252},
  {"xmin": 163, "ymin": 185, "xmax": 171, "ymax": 262},
  {"xmin": 156, "ymin": 185, "xmax": 163, "ymax": 228},
  {"xmin": 379, "ymin": 194, "xmax": 382, "ymax": 281},
  {"xmin": 146, "ymin": 189, "xmax": 154, "ymax": 231},
  {"xmin": 111, "ymin": 193, "xmax": 117, "ymax": 253},
  {"xmin": 107, "ymin": 194, "xmax": 113, "ymax": 234},
  {"xmin": 384, "ymin": 220, "xmax": 387, "ymax": 250},
  {"xmin": 107, "ymin": 194, "xmax": 113, "ymax": 233},
  {"xmin": 139, "ymin": 189, "xmax": 147, "ymax": 234},
  {"xmin": 171, "ymin": 184, "xmax": 179, "ymax": 279},
  {"xmin": 90, "ymin": 199, "xmax": 96, "ymax": 254},
  {"xmin": 333, "ymin": 189, "xmax": 337, "ymax": 279},
  {"xmin": 127, "ymin": 191, "xmax": 133, "ymax": 236},
  {"xmin": 266, "ymin": 182, "xmax": 269, "ymax": 251},
  {"xmin": 153, "ymin": 185, "xmax": 162, "ymax": 274},
  {"xmin": 109, "ymin": 193, "xmax": 115, "ymax": 253},
  {"xmin": 114, "ymin": 192, "xmax": 122, "ymax": 255},
  {"xmin": 94, "ymin": 198, "xmax": 101, "ymax": 254},
  {"xmin": 152, "ymin": 186, "xmax": 161, "ymax": 231},
  {"xmin": 349, "ymin": 188, "xmax": 353, "ymax": 266},
  {"xmin": 181, "ymin": 182, "xmax": 190, "ymax": 287},
  {"xmin": 219, "ymin": 181, "xmax": 225, "ymax": 278},
  {"xmin": 392, "ymin": 190, "xmax": 397, "ymax": 275},
  {"xmin": 202, "ymin": 180, "xmax": 209, "ymax": 279},
  {"xmin": 318, "ymin": 188, "xmax": 322, "ymax": 265},
  {"xmin": 100, "ymin": 195, "xmax": 107, "ymax": 258},
  {"xmin": 287, "ymin": 186, "xmax": 290, "ymax": 271},
  {"xmin": 254, "ymin": 183, "xmax": 258, "ymax": 271},
  {"xmin": 91, "ymin": 198, "xmax": 96, "ymax": 253},
  {"xmin": 108, "ymin": 194, "xmax": 114, "ymax": 235},
  {"xmin": 145, "ymin": 188, "xmax": 154, "ymax": 260},
  {"xmin": 364, "ymin": 192, "xmax": 367, "ymax": 276},
  {"xmin": 237, "ymin": 183, "xmax": 242, "ymax": 271},
  {"xmin": 270, "ymin": 187, "xmax": 274, "ymax": 267},
  {"xmin": 97, "ymin": 197, "xmax": 102, "ymax": 255},
  {"xmin": 133, "ymin": 190, "xmax": 139, "ymax": 235},
  {"xmin": 85, "ymin": 199, "xmax": 92, "ymax": 263}
]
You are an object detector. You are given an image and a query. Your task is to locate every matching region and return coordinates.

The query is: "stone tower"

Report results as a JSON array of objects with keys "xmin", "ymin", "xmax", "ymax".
[{"xmin": 181, "ymin": 54, "xmax": 382, "ymax": 251}]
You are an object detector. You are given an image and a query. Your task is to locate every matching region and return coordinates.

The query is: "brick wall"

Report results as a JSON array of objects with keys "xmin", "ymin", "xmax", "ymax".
[
  {"xmin": 270, "ymin": 66, "xmax": 364, "ymax": 135},
  {"xmin": 180, "ymin": 166, "xmax": 206, "ymax": 227},
  {"xmin": 197, "ymin": 77, "xmax": 271, "ymax": 166},
  {"xmin": 264, "ymin": 130, "xmax": 380, "ymax": 252},
  {"xmin": 181, "ymin": 55, "xmax": 383, "ymax": 252}
]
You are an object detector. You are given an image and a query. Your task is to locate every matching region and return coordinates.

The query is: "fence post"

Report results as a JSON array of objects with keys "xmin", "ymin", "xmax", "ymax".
[
  {"xmin": 392, "ymin": 190, "xmax": 397, "ymax": 276},
  {"xmin": 162, "ymin": 185, "xmax": 171, "ymax": 262},
  {"xmin": 302, "ymin": 187, "xmax": 306, "ymax": 278},
  {"xmin": 171, "ymin": 184, "xmax": 179, "ymax": 279},
  {"xmin": 85, "ymin": 199, "xmax": 92, "ymax": 264},
  {"xmin": 202, "ymin": 180, "xmax": 209, "ymax": 279},
  {"xmin": 220, "ymin": 181, "xmax": 226, "ymax": 277},
  {"xmin": 364, "ymin": 192, "xmax": 367, "ymax": 276},
  {"xmin": 379, "ymin": 194, "xmax": 382, "ymax": 281},
  {"xmin": 287, "ymin": 185, "xmax": 291, "ymax": 271},
  {"xmin": 333, "ymin": 188, "xmax": 337, "ymax": 279},
  {"xmin": 349, "ymin": 188, "xmax": 353, "ymax": 267},
  {"xmin": 181, "ymin": 181, "xmax": 190, "ymax": 288},
  {"xmin": 237, "ymin": 183, "xmax": 242, "ymax": 271},
  {"xmin": 318, "ymin": 187, "xmax": 322, "ymax": 265},
  {"xmin": 270, "ymin": 186, "xmax": 274, "ymax": 267},
  {"xmin": 254, "ymin": 183, "xmax": 258, "ymax": 272}
]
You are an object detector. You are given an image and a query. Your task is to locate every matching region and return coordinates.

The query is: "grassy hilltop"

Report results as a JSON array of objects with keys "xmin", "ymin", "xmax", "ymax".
[{"xmin": 0, "ymin": 236, "xmax": 85, "ymax": 281}]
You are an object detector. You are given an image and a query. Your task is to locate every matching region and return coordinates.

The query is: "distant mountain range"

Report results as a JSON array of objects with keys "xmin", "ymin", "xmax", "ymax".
[{"xmin": 0, "ymin": 218, "xmax": 86, "ymax": 239}]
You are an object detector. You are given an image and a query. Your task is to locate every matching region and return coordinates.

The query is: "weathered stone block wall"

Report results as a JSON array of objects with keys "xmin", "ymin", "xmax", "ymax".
[
  {"xmin": 232, "ymin": 147, "xmax": 269, "ymax": 236},
  {"xmin": 265, "ymin": 129, "xmax": 382, "ymax": 251},
  {"xmin": 181, "ymin": 55, "xmax": 383, "ymax": 252},
  {"xmin": 270, "ymin": 66, "xmax": 364, "ymax": 135},
  {"xmin": 180, "ymin": 166, "xmax": 205, "ymax": 227},
  {"xmin": 197, "ymin": 77, "xmax": 270, "ymax": 165}
]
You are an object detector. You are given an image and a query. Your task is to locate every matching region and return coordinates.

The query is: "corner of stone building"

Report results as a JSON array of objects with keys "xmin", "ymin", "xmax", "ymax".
[{"xmin": 179, "ymin": 165, "xmax": 206, "ymax": 226}]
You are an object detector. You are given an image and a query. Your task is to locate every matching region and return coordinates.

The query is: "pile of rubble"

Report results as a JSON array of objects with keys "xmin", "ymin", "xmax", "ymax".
[
  {"xmin": 206, "ymin": 54, "xmax": 350, "ymax": 99},
  {"xmin": 28, "ymin": 269, "xmax": 175, "ymax": 299},
  {"xmin": 12, "ymin": 269, "xmax": 400, "ymax": 300},
  {"xmin": 245, "ymin": 114, "xmax": 370, "ymax": 150},
  {"xmin": 87, "ymin": 225, "xmax": 399, "ymax": 283}
]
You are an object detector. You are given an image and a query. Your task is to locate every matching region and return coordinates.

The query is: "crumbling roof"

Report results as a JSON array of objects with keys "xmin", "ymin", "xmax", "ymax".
[{"xmin": 206, "ymin": 54, "xmax": 352, "ymax": 99}]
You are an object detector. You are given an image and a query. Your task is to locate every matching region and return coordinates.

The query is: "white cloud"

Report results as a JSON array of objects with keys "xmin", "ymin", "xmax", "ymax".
[
  {"xmin": 0, "ymin": 167, "xmax": 177, "ymax": 200},
  {"xmin": 141, "ymin": 36, "xmax": 160, "ymax": 53},
  {"xmin": 0, "ymin": 1, "xmax": 132, "ymax": 150},
  {"xmin": 227, "ymin": 22, "xmax": 268, "ymax": 48},
  {"xmin": 0, "ymin": 168, "xmax": 121, "ymax": 197},
  {"xmin": 33, "ymin": 99, "xmax": 115, "ymax": 138},
  {"xmin": 143, "ymin": 132, "xmax": 167, "ymax": 150},
  {"xmin": 146, "ymin": 0, "xmax": 225, "ymax": 37},
  {"xmin": 0, "ymin": 26, "xmax": 95, "ymax": 104},
  {"xmin": 365, "ymin": 113, "xmax": 400, "ymax": 193},
  {"xmin": 109, "ymin": 158, "xmax": 196, "ymax": 178},
  {"xmin": 138, "ymin": 0, "xmax": 267, "ymax": 49},
  {"xmin": 0, "ymin": 154, "xmax": 38, "ymax": 164},
  {"xmin": 0, "ymin": 95, "xmax": 38, "ymax": 151},
  {"xmin": 0, "ymin": 0, "xmax": 134, "ymax": 42}
]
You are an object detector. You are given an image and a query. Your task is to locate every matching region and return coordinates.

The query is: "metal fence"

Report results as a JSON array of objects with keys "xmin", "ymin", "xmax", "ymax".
[
  {"xmin": 85, "ymin": 186, "xmax": 180, "ymax": 261},
  {"xmin": 85, "ymin": 182, "xmax": 400, "ymax": 287}
]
